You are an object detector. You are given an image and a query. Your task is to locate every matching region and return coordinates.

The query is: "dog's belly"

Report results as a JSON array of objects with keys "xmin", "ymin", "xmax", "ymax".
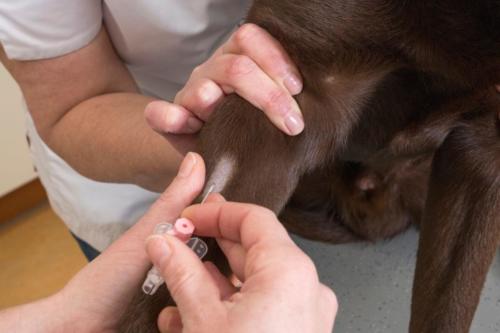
[{"xmin": 281, "ymin": 150, "xmax": 432, "ymax": 244}]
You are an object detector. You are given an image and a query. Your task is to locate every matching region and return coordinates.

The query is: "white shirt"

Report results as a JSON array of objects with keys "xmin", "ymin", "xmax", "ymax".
[{"xmin": 0, "ymin": 0, "xmax": 250, "ymax": 251}]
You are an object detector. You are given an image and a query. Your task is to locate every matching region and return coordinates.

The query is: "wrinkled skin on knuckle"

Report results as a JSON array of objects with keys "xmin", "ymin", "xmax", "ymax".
[
  {"xmin": 251, "ymin": 205, "xmax": 278, "ymax": 222},
  {"xmin": 225, "ymin": 55, "xmax": 256, "ymax": 80},
  {"xmin": 236, "ymin": 204, "xmax": 279, "ymax": 233},
  {"xmin": 243, "ymin": 242, "xmax": 277, "ymax": 275},
  {"xmin": 157, "ymin": 190, "xmax": 179, "ymax": 208},
  {"xmin": 262, "ymin": 89, "xmax": 289, "ymax": 114},
  {"xmin": 163, "ymin": 261, "xmax": 196, "ymax": 301},
  {"xmin": 244, "ymin": 242, "xmax": 317, "ymax": 286},
  {"xmin": 233, "ymin": 23, "xmax": 261, "ymax": 48},
  {"xmin": 193, "ymin": 81, "xmax": 215, "ymax": 108}
]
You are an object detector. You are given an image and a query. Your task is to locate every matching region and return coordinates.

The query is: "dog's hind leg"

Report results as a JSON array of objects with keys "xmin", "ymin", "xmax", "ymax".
[{"xmin": 409, "ymin": 102, "xmax": 500, "ymax": 333}]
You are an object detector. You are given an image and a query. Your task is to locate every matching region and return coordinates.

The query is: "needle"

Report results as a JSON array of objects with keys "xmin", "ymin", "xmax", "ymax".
[{"xmin": 201, "ymin": 183, "xmax": 215, "ymax": 204}]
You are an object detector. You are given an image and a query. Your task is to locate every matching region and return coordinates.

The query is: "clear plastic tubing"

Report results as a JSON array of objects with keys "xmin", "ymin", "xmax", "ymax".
[{"xmin": 142, "ymin": 218, "xmax": 208, "ymax": 295}]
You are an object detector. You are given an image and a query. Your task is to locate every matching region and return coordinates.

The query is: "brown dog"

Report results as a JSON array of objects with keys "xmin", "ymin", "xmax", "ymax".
[{"xmin": 119, "ymin": 1, "xmax": 500, "ymax": 332}]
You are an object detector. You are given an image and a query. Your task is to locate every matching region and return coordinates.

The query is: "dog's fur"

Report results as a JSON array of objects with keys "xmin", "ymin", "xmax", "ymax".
[{"xmin": 119, "ymin": 1, "xmax": 500, "ymax": 332}]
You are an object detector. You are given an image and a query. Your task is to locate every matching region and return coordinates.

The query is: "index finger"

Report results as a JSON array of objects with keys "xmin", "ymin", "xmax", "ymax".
[
  {"xmin": 223, "ymin": 23, "xmax": 303, "ymax": 95},
  {"xmin": 181, "ymin": 201, "xmax": 292, "ymax": 251}
]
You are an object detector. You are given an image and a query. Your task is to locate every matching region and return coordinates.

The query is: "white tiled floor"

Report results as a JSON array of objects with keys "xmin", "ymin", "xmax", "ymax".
[{"xmin": 294, "ymin": 228, "xmax": 500, "ymax": 332}]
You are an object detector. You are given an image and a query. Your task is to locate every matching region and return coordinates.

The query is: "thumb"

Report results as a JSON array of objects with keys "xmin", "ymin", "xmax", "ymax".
[{"xmin": 146, "ymin": 234, "xmax": 224, "ymax": 324}]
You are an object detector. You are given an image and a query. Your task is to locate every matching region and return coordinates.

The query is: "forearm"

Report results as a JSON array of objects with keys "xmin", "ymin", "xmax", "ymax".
[
  {"xmin": 2, "ymin": 28, "xmax": 182, "ymax": 192},
  {"xmin": 0, "ymin": 296, "xmax": 67, "ymax": 333},
  {"xmin": 44, "ymin": 92, "xmax": 182, "ymax": 192}
]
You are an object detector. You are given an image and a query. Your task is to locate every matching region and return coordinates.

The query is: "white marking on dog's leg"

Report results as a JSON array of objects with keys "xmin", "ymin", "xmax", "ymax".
[{"xmin": 203, "ymin": 155, "xmax": 237, "ymax": 197}]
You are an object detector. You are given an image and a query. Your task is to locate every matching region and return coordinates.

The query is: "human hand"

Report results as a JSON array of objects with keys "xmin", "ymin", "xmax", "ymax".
[
  {"xmin": 51, "ymin": 153, "xmax": 206, "ymax": 332},
  {"xmin": 146, "ymin": 199, "xmax": 337, "ymax": 333},
  {"xmin": 144, "ymin": 24, "xmax": 304, "ymax": 153}
]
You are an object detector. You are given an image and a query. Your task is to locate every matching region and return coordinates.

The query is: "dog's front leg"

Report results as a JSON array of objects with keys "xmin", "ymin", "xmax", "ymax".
[
  {"xmin": 410, "ymin": 108, "xmax": 500, "ymax": 333},
  {"xmin": 199, "ymin": 94, "xmax": 332, "ymax": 213}
]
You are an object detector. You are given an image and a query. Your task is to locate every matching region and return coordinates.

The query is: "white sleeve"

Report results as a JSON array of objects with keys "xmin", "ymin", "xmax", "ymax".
[{"xmin": 0, "ymin": 0, "xmax": 102, "ymax": 60}]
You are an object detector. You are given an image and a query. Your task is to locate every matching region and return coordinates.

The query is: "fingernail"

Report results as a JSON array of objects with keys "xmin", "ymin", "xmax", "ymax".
[
  {"xmin": 284, "ymin": 73, "xmax": 303, "ymax": 95},
  {"xmin": 146, "ymin": 235, "xmax": 171, "ymax": 268},
  {"xmin": 178, "ymin": 152, "xmax": 196, "ymax": 178},
  {"xmin": 284, "ymin": 113, "xmax": 304, "ymax": 135},
  {"xmin": 144, "ymin": 101, "xmax": 166, "ymax": 132},
  {"xmin": 144, "ymin": 101, "xmax": 160, "ymax": 115},
  {"xmin": 187, "ymin": 117, "xmax": 203, "ymax": 132}
]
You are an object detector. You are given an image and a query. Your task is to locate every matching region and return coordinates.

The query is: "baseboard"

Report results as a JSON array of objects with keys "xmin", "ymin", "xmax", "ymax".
[{"xmin": 0, "ymin": 179, "xmax": 47, "ymax": 224}]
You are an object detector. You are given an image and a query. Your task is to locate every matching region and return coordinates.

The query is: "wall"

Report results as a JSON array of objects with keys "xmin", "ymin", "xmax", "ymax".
[{"xmin": 0, "ymin": 64, "xmax": 37, "ymax": 196}]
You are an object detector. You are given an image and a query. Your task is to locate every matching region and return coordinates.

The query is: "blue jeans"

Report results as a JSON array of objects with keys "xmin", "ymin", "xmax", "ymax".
[{"xmin": 71, "ymin": 233, "xmax": 100, "ymax": 261}]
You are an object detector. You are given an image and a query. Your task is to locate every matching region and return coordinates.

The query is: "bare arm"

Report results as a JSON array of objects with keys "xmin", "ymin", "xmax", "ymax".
[
  {"xmin": 0, "ymin": 296, "xmax": 66, "ymax": 333},
  {"xmin": 0, "ymin": 28, "xmax": 181, "ymax": 192}
]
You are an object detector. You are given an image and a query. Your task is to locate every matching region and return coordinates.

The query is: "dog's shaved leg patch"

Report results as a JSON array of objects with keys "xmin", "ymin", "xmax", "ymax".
[{"xmin": 205, "ymin": 155, "xmax": 237, "ymax": 196}]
